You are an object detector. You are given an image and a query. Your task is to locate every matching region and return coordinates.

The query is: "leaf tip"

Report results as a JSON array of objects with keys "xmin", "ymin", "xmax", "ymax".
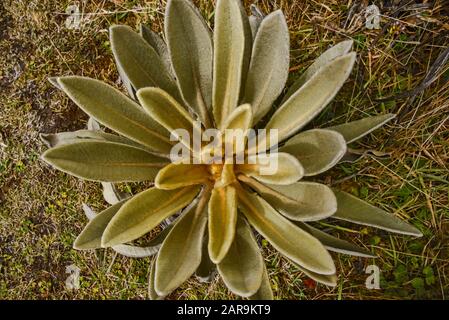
[
  {"xmin": 40, "ymin": 148, "xmax": 53, "ymax": 164},
  {"xmin": 109, "ymin": 24, "xmax": 127, "ymax": 34},
  {"xmin": 135, "ymin": 87, "xmax": 158, "ymax": 101},
  {"xmin": 153, "ymin": 284, "xmax": 171, "ymax": 298},
  {"xmin": 208, "ymin": 248, "xmax": 225, "ymax": 265},
  {"xmin": 326, "ymin": 277, "xmax": 338, "ymax": 287},
  {"xmin": 56, "ymin": 75, "xmax": 82, "ymax": 91},
  {"xmin": 410, "ymin": 227, "xmax": 424, "ymax": 238},
  {"xmin": 268, "ymin": 9, "xmax": 288, "ymax": 29},
  {"xmin": 72, "ymin": 238, "xmax": 88, "ymax": 250},
  {"xmin": 101, "ymin": 223, "xmax": 128, "ymax": 248},
  {"xmin": 100, "ymin": 237, "xmax": 114, "ymax": 248},
  {"xmin": 340, "ymin": 39, "xmax": 354, "ymax": 51},
  {"xmin": 48, "ymin": 77, "xmax": 61, "ymax": 89},
  {"xmin": 153, "ymin": 175, "xmax": 167, "ymax": 190},
  {"xmin": 386, "ymin": 113, "xmax": 397, "ymax": 121},
  {"xmin": 73, "ymin": 229, "xmax": 98, "ymax": 250},
  {"xmin": 39, "ymin": 133, "xmax": 53, "ymax": 148},
  {"xmin": 345, "ymin": 51, "xmax": 357, "ymax": 66}
]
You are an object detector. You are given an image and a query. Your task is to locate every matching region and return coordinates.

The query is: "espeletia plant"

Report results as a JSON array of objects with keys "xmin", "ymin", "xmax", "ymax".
[{"xmin": 41, "ymin": 0, "xmax": 422, "ymax": 299}]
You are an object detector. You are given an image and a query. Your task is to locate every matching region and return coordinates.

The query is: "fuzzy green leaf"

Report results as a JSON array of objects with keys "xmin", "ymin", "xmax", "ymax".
[
  {"xmin": 249, "ymin": 263, "xmax": 273, "ymax": 300},
  {"xmin": 165, "ymin": 0, "xmax": 213, "ymax": 127},
  {"xmin": 196, "ymin": 233, "xmax": 216, "ymax": 283},
  {"xmin": 280, "ymin": 129, "xmax": 347, "ymax": 176},
  {"xmin": 243, "ymin": 10, "xmax": 289, "ymax": 123},
  {"xmin": 217, "ymin": 215, "xmax": 264, "ymax": 297},
  {"xmin": 113, "ymin": 244, "xmax": 161, "ymax": 258},
  {"xmin": 137, "ymin": 87, "xmax": 200, "ymax": 151},
  {"xmin": 212, "ymin": 0, "xmax": 246, "ymax": 129},
  {"xmin": 113, "ymin": 224, "xmax": 174, "ymax": 258},
  {"xmin": 222, "ymin": 104, "xmax": 253, "ymax": 131},
  {"xmin": 155, "ymin": 163, "xmax": 210, "ymax": 190},
  {"xmin": 249, "ymin": 16, "xmax": 262, "ymax": 39},
  {"xmin": 110, "ymin": 25, "xmax": 181, "ymax": 101},
  {"xmin": 236, "ymin": 153, "xmax": 304, "ymax": 185},
  {"xmin": 79, "ymin": 202, "xmax": 171, "ymax": 257},
  {"xmin": 140, "ymin": 25, "xmax": 173, "ymax": 77},
  {"xmin": 238, "ymin": 1, "xmax": 254, "ymax": 102},
  {"xmin": 265, "ymin": 53, "xmax": 356, "ymax": 146},
  {"xmin": 139, "ymin": 25, "xmax": 168, "ymax": 60},
  {"xmin": 248, "ymin": 4, "xmax": 264, "ymax": 39},
  {"xmin": 74, "ymin": 201, "xmax": 126, "ymax": 249},
  {"xmin": 42, "ymin": 141, "xmax": 168, "ymax": 182},
  {"xmin": 155, "ymin": 191, "xmax": 209, "ymax": 296},
  {"xmin": 238, "ymin": 188, "xmax": 335, "ymax": 275},
  {"xmin": 57, "ymin": 76, "xmax": 173, "ymax": 154},
  {"xmin": 332, "ymin": 189, "xmax": 423, "ymax": 236},
  {"xmin": 137, "ymin": 87, "xmax": 196, "ymax": 132},
  {"xmin": 328, "ymin": 114, "xmax": 396, "ymax": 143},
  {"xmin": 221, "ymin": 104, "xmax": 253, "ymax": 157},
  {"xmin": 282, "ymin": 40, "xmax": 353, "ymax": 103},
  {"xmin": 238, "ymin": 176, "xmax": 337, "ymax": 221},
  {"xmin": 208, "ymin": 186, "xmax": 237, "ymax": 263},
  {"xmin": 149, "ymin": 258, "xmax": 165, "ymax": 300},
  {"xmin": 40, "ymin": 130, "xmax": 144, "ymax": 150},
  {"xmin": 295, "ymin": 264, "xmax": 337, "ymax": 287},
  {"xmin": 297, "ymin": 223, "xmax": 375, "ymax": 258},
  {"xmin": 48, "ymin": 76, "xmax": 61, "ymax": 89},
  {"xmin": 102, "ymin": 186, "xmax": 201, "ymax": 247}
]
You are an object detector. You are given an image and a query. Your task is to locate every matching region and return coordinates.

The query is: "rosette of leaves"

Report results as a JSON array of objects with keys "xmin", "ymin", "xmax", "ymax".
[{"xmin": 41, "ymin": 0, "xmax": 422, "ymax": 299}]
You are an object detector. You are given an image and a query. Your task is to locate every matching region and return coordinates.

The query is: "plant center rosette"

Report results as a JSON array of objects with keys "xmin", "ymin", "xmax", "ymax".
[{"xmin": 41, "ymin": 0, "xmax": 422, "ymax": 299}]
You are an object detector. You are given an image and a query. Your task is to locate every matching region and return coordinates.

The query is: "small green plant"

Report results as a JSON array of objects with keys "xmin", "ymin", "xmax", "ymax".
[{"xmin": 41, "ymin": 0, "xmax": 421, "ymax": 299}]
